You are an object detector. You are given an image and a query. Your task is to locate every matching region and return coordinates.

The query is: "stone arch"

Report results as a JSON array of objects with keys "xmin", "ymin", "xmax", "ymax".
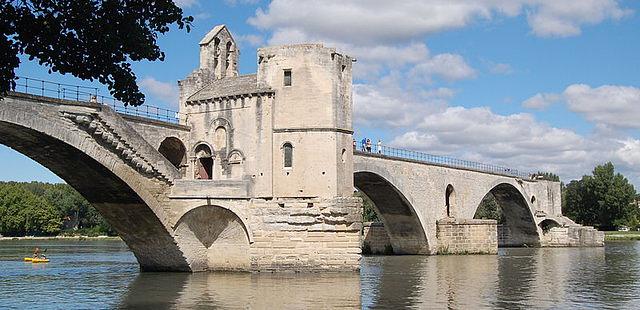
[
  {"xmin": 354, "ymin": 171, "xmax": 429, "ymax": 254},
  {"xmin": 174, "ymin": 205, "xmax": 251, "ymax": 271},
  {"xmin": 0, "ymin": 97, "xmax": 189, "ymax": 271},
  {"xmin": 539, "ymin": 218, "xmax": 561, "ymax": 232},
  {"xmin": 158, "ymin": 137, "xmax": 187, "ymax": 170},
  {"xmin": 194, "ymin": 143, "xmax": 213, "ymax": 180},
  {"xmin": 227, "ymin": 149, "xmax": 245, "ymax": 178},
  {"xmin": 445, "ymin": 184, "xmax": 456, "ymax": 218},
  {"xmin": 213, "ymin": 126, "xmax": 227, "ymax": 150},
  {"xmin": 210, "ymin": 117, "xmax": 232, "ymax": 130},
  {"xmin": 473, "ymin": 182, "xmax": 539, "ymax": 247}
]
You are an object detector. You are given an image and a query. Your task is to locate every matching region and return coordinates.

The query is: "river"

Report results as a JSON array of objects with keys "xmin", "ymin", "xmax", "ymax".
[{"xmin": 1, "ymin": 239, "xmax": 639, "ymax": 309}]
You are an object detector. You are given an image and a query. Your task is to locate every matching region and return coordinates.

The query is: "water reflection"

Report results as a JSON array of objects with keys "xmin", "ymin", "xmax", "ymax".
[
  {"xmin": 119, "ymin": 271, "xmax": 361, "ymax": 309},
  {"xmin": 3, "ymin": 239, "xmax": 640, "ymax": 309},
  {"xmin": 361, "ymin": 247, "xmax": 620, "ymax": 309}
]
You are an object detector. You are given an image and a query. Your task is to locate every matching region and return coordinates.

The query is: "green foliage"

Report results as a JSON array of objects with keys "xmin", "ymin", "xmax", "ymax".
[
  {"xmin": 0, "ymin": 183, "xmax": 60, "ymax": 236},
  {"xmin": 563, "ymin": 162, "xmax": 637, "ymax": 230},
  {"xmin": 0, "ymin": 1, "xmax": 193, "ymax": 105},
  {"xmin": 355, "ymin": 191, "xmax": 380, "ymax": 222},
  {"xmin": 0, "ymin": 182, "xmax": 115, "ymax": 236},
  {"xmin": 473, "ymin": 193, "xmax": 505, "ymax": 224}
]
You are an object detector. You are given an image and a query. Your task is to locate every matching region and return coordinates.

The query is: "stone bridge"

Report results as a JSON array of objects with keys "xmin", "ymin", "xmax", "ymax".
[
  {"xmin": 0, "ymin": 25, "xmax": 602, "ymax": 272},
  {"xmin": 354, "ymin": 151, "xmax": 600, "ymax": 255}
]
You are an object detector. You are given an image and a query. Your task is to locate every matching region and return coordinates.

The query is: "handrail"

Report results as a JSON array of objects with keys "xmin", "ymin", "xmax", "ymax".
[
  {"xmin": 11, "ymin": 76, "xmax": 182, "ymax": 124},
  {"xmin": 354, "ymin": 140, "xmax": 535, "ymax": 179}
]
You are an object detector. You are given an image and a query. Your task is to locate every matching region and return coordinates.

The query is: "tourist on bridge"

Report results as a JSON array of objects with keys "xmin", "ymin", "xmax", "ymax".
[
  {"xmin": 360, "ymin": 138, "xmax": 367, "ymax": 151},
  {"xmin": 365, "ymin": 139, "xmax": 372, "ymax": 152},
  {"xmin": 377, "ymin": 139, "xmax": 382, "ymax": 154}
]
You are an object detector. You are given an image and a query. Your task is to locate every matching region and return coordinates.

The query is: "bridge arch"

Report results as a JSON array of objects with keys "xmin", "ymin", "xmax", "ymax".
[
  {"xmin": 173, "ymin": 204, "xmax": 251, "ymax": 271},
  {"xmin": 0, "ymin": 96, "xmax": 189, "ymax": 271},
  {"xmin": 354, "ymin": 170, "xmax": 429, "ymax": 254},
  {"xmin": 159, "ymin": 136, "xmax": 187, "ymax": 170},
  {"xmin": 473, "ymin": 182, "xmax": 540, "ymax": 247}
]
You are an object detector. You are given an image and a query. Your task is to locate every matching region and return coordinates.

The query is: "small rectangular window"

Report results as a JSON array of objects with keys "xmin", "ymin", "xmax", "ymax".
[{"xmin": 284, "ymin": 69, "xmax": 292, "ymax": 86}]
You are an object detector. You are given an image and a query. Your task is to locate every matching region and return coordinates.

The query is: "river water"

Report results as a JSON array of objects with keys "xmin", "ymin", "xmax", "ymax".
[{"xmin": 1, "ymin": 239, "xmax": 639, "ymax": 309}]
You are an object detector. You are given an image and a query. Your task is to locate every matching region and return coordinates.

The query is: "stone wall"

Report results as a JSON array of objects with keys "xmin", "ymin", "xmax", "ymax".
[
  {"xmin": 436, "ymin": 218, "xmax": 498, "ymax": 254},
  {"xmin": 362, "ymin": 222, "xmax": 392, "ymax": 254},
  {"xmin": 540, "ymin": 226, "xmax": 604, "ymax": 247},
  {"xmin": 171, "ymin": 196, "xmax": 363, "ymax": 272},
  {"xmin": 248, "ymin": 197, "xmax": 362, "ymax": 272}
]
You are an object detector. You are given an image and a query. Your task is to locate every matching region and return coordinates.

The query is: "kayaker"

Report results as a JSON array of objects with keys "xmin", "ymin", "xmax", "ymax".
[{"xmin": 33, "ymin": 247, "xmax": 40, "ymax": 258}]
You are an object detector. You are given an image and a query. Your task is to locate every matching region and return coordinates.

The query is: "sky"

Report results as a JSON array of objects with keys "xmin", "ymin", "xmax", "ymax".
[{"xmin": 2, "ymin": 0, "xmax": 640, "ymax": 188}]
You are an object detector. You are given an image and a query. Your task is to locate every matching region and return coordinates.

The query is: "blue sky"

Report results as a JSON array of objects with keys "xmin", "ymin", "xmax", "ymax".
[{"xmin": 3, "ymin": 0, "xmax": 640, "ymax": 187}]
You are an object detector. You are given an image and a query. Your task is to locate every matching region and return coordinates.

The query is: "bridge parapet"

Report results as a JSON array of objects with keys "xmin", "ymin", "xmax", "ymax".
[
  {"xmin": 354, "ymin": 140, "xmax": 534, "ymax": 179},
  {"xmin": 13, "ymin": 76, "xmax": 183, "ymax": 124}
]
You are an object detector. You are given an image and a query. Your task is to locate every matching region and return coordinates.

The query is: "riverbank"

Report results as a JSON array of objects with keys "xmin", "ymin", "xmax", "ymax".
[
  {"xmin": 604, "ymin": 231, "xmax": 640, "ymax": 241},
  {"xmin": 0, "ymin": 235, "xmax": 121, "ymax": 241}
]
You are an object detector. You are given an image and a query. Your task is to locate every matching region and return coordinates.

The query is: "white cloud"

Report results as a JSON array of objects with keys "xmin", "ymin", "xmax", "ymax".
[
  {"xmin": 522, "ymin": 93, "xmax": 561, "ymax": 109},
  {"xmin": 564, "ymin": 84, "xmax": 640, "ymax": 128},
  {"xmin": 174, "ymin": 0, "xmax": 198, "ymax": 8},
  {"xmin": 236, "ymin": 34, "xmax": 265, "ymax": 47},
  {"xmin": 249, "ymin": 0, "xmax": 632, "ymax": 43},
  {"xmin": 388, "ymin": 105, "xmax": 640, "ymax": 185},
  {"xmin": 224, "ymin": 0, "xmax": 259, "ymax": 6},
  {"xmin": 488, "ymin": 62, "xmax": 513, "ymax": 75},
  {"xmin": 524, "ymin": 84, "xmax": 640, "ymax": 127},
  {"xmin": 139, "ymin": 76, "xmax": 179, "ymax": 108},
  {"xmin": 410, "ymin": 53, "xmax": 477, "ymax": 82},
  {"xmin": 353, "ymin": 80, "xmax": 451, "ymax": 128},
  {"xmin": 527, "ymin": 0, "xmax": 632, "ymax": 37}
]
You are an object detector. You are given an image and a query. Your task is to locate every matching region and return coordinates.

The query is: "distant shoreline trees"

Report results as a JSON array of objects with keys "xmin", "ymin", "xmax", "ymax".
[
  {"xmin": 563, "ymin": 162, "xmax": 637, "ymax": 231},
  {"xmin": 0, "ymin": 182, "xmax": 114, "ymax": 237}
]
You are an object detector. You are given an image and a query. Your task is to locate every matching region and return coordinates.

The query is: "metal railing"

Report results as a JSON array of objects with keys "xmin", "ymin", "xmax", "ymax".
[
  {"xmin": 12, "ymin": 76, "xmax": 182, "ymax": 124},
  {"xmin": 354, "ymin": 140, "xmax": 532, "ymax": 178}
]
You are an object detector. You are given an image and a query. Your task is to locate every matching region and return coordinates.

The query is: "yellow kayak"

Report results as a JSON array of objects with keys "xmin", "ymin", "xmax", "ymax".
[{"xmin": 23, "ymin": 257, "xmax": 49, "ymax": 263}]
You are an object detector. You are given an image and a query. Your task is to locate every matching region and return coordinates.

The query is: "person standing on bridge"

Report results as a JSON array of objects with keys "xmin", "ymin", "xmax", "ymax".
[
  {"xmin": 377, "ymin": 139, "xmax": 382, "ymax": 154},
  {"xmin": 361, "ymin": 138, "xmax": 367, "ymax": 151},
  {"xmin": 366, "ymin": 139, "xmax": 372, "ymax": 152}
]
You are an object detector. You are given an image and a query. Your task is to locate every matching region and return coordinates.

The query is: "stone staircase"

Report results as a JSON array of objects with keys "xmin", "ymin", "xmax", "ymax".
[{"xmin": 61, "ymin": 105, "xmax": 181, "ymax": 184}]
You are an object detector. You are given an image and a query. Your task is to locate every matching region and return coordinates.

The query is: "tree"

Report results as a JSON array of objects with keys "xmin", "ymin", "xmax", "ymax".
[
  {"xmin": 0, "ymin": 183, "xmax": 60, "ymax": 236},
  {"xmin": 0, "ymin": 0, "xmax": 192, "ymax": 105},
  {"xmin": 474, "ymin": 193, "xmax": 505, "ymax": 223},
  {"xmin": 532, "ymin": 171, "xmax": 560, "ymax": 182},
  {"xmin": 563, "ymin": 162, "xmax": 636, "ymax": 230},
  {"xmin": 355, "ymin": 191, "xmax": 380, "ymax": 222}
]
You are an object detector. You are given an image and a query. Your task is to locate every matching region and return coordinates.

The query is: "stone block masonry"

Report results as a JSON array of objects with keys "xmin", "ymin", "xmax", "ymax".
[
  {"xmin": 362, "ymin": 222, "xmax": 393, "ymax": 254},
  {"xmin": 436, "ymin": 218, "xmax": 498, "ymax": 255},
  {"xmin": 248, "ymin": 197, "xmax": 362, "ymax": 272}
]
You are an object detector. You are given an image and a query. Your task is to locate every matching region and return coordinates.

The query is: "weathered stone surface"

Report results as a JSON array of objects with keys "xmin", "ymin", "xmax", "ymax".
[
  {"xmin": 436, "ymin": 218, "xmax": 498, "ymax": 254},
  {"xmin": 0, "ymin": 24, "xmax": 602, "ymax": 274}
]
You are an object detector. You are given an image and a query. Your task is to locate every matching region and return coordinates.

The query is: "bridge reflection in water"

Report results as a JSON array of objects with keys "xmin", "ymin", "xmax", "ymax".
[
  {"xmin": 120, "ymin": 271, "xmax": 361, "ymax": 309},
  {"xmin": 115, "ymin": 246, "xmax": 630, "ymax": 309}
]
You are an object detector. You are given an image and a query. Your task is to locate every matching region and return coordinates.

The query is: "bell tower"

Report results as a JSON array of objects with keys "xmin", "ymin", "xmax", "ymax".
[{"xmin": 198, "ymin": 25, "xmax": 239, "ymax": 79}]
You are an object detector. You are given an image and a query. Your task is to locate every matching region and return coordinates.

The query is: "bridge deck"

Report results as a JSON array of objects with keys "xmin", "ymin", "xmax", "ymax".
[{"xmin": 354, "ymin": 142, "xmax": 533, "ymax": 179}]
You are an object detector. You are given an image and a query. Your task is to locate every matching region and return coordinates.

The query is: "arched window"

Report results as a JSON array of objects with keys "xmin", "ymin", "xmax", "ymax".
[
  {"xmin": 283, "ymin": 143, "xmax": 293, "ymax": 168},
  {"xmin": 213, "ymin": 126, "xmax": 227, "ymax": 150},
  {"xmin": 194, "ymin": 144, "xmax": 213, "ymax": 180},
  {"xmin": 445, "ymin": 184, "xmax": 456, "ymax": 217},
  {"xmin": 225, "ymin": 41, "xmax": 233, "ymax": 70}
]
